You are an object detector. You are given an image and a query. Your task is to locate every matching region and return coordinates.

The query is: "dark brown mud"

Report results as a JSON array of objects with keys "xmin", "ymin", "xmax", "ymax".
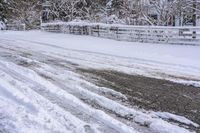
[{"xmin": 79, "ymin": 69, "xmax": 200, "ymax": 131}]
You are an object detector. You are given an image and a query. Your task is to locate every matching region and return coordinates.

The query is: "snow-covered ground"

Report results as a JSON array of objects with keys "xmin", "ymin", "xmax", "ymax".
[
  {"xmin": 0, "ymin": 30, "xmax": 200, "ymax": 133},
  {"xmin": 1, "ymin": 30, "xmax": 200, "ymax": 86}
]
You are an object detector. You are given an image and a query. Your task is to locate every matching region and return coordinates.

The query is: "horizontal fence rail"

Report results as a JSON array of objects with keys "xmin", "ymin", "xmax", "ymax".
[
  {"xmin": 6, "ymin": 24, "xmax": 26, "ymax": 31},
  {"xmin": 41, "ymin": 22, "xmax": 200, "ymax": 45}
]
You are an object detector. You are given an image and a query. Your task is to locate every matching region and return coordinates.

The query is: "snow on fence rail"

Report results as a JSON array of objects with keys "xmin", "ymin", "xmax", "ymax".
[
  {"xmin": 6, "ymin": 24, "xmax": 26, "ymax": 31},
  {"xmin": 41, "ymin": 22, "xmax": 200, "ymax": 45}
]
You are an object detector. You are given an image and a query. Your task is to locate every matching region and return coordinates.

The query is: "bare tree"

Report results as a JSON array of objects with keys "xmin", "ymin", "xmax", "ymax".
[
  {"xmin": 41, "ymin": 0, "xmax": 200, "ymax": 26},
  {"xmin": 5, "ymin": 0, "xmax": 42, "ymax": 29}
]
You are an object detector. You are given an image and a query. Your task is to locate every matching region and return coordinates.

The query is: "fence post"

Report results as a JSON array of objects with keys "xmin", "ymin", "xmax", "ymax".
[
  {"xmin": 116, "ymin": 27, "xmax": 119, "ymax": 40},
  {"xmin": 97, "ymin": 25, "xmax": 100, "ymax": 37},
  {"xmin": 192, "ymin": 0, "xmax": 197, "ymax": 39}
]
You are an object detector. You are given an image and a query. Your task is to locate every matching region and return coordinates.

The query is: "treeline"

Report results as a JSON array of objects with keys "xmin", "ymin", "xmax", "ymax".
[
  {"xmin": 43, "ymin": 0, "xmax": 200, "ymax": 26},
  {"xmin": 0, "ymin": 0, "xmax": 41, "ymax": 29},
  {"xmin": 0, "ymin": 0, "xmax": 200, "ymax": 29}
]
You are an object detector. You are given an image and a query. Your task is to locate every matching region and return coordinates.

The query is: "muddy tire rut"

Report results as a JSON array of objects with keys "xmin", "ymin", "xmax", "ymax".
[{"xmin": 79, "ymin": 69, "xmax": 200, "ymax": 131}]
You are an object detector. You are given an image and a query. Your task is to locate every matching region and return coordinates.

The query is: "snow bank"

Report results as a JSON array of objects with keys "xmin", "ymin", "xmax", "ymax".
[
  {"xmin": 154, "ymin": 112, "xmax": 199, "ymax": 128},
  {"xmin": 0, "ymin": 61, "xmax": 100, "ymax": 133},
  {"xmin": 0, "ymin": 60, "xmax": 138, "ymax": 133},
  {"xmin": 41, "ymin": 21, "xmax": 200, "ymax": 29}
]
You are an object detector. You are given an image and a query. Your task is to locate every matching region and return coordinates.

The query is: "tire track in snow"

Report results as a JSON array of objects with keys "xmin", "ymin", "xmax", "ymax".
[
  {"xmin": 0, "ymin": 60, "xmax": 138, "ymax": 133},
  {"xmin": 0, "ymin": 63, "xmax": 101, "ymax": 133},
  {"xmin": 0, "ymin": 38, "xmax": 198, "ymax": 132},
  {"xmin": 33, "ymin": 61, "xmax": 197, "ymax": 133}
]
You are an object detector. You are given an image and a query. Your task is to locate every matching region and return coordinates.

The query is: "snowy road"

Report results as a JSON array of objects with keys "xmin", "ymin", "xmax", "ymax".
[{"xmin": 0, "ymin": 31, "xmax": 200, "ymax": 133}]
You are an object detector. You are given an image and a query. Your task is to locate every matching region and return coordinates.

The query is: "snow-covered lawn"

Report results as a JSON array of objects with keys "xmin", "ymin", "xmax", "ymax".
[{"xmin": 0, "ymin": 30, "xmax": 199, "ymax": 133}]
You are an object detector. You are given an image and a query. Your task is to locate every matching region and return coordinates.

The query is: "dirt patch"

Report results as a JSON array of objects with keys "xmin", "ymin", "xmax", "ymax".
[
  {"xmin": 20, "ymin": 52, "xmax": 33, "ymax": 58},
  {"xmin": 78, "ymin": 69, "xmax": 200, "ymax": 131},
  {"xmin": 17, "ymin": 60, "xmax": 38, "ymax": 68}
]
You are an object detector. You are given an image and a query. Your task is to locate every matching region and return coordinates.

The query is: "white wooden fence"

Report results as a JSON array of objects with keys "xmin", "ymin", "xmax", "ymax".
[
  {"xmin": 41, "ymin": 22, "xmax": 200, "ymax": 45},
  {"xmin": 6, "ymin": 24, "xmax": 26, "ymax": 31}
]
